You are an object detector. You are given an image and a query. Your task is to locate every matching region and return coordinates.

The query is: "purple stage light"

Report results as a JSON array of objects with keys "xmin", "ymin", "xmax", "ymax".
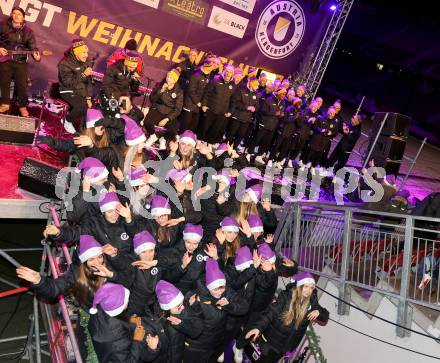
[{"xmin": 330, "ymin": 4, "xmax": 337, "ymax": 11}]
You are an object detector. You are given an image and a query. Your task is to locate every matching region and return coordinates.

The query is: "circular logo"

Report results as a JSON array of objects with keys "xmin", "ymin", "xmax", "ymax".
[
  {"xmin": 171, "ymin": 92, "xmax": 177, "ymax": 99},
  {"xmin": 120, "ymin": 233, "xmax": 129, "ymax": 241},
  {"xmin": 229, "ymin": 85, "xmax": 233, "ymax": 90},
  {"xmin": 196, "ymin": 254, "xmax": 204, "ymax": 262},
  {"xmin": 255, "ymin": 0, "xmax": 306, "ymax": 60},
  {"xmin": 151, "ymin": 267, "xmax": 158, "ymax": 275}
]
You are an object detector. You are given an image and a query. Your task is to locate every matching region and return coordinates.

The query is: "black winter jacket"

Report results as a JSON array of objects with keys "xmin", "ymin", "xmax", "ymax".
[
  {"xmin": 202, "ymin": 75, "xmax": 236, "ymax": 115},
  {"xmin": 149, "ymin": 83, "xmax": 184, "ymax": 121},
  {"xmin": 253, "ymin": 286, "xmax": 329, "ymax": 354},
  {"xmin": 309, "ymin": 114, "xmax": 339, "ymax": 152},
  {"xmin": 163, "ymin": 302, "xmax": 203, "ymax": 363},
  {"xmin": 183, "ymin": 70, "xmax": 209, "ymax": 112},
  {"xmin": 58, "ymin": 51, "xmax": 93, "ymax": 98},
  {"xmin": 102, "ymin": 59, "xmax": 140, "ymax": 99},
  {"xmin": 231, "ymin": 87, "xmax": 260, "ymax": 123},
  {"xmin": 258, "ymin": 94, "xmax": 285, "ymax": 131},
  {"xmin": 185, "ymin": 281, "xmax": 248, "ymax": 352},
  {"xmin": 0, "ymin": 19, "xmax": 37, "ymax": 63},
  {"xmin": 89, "ymin": 311, "xmax": 167, "ymax": 363}
]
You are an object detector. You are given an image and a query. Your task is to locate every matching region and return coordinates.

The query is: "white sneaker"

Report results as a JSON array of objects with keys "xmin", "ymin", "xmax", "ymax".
[
  {"xmin": 62, "ymin": 119, "xmax": 76, "ymax": 134},
  {"xmin": 146, "ymin": 134, "xmax": 158, "ymax": 148},
  {"xmin": 255, "ymin": 155, "xmax": 265, "ymax": 164},
  {"xmin": 159, "ymin": 137, "xmax": 166, "ymax": 150},
  {"xmin": 233, "ymin": 343, "xmax": 243, "ymax": 363},
  {"xmin": 246, "ymin": 154, "xmax": 251, "ymax": 162},
  {"xmin": 287, "ymin": 159, "xmax": 294, "ymax": 168},
  {"xmin": 319, "ymin": 168, "xmax": 328, "ymax": 177},
  {"xmin": 267, "ymin": 160, "xmax": 273, "ymax": 168},
  {"xmin": 306, "ymin": 162, "xmax": 312, "ymax": 169},
  {"xmin": 217, "ymin": 353, "xmax": 224, "ymax": 362},
  {"xmin": 298, "ymin": 160, "xmax": 304, "ymax": 168},
  {"xmin": 311, "ymin": 167, "xmax": 316, "ymax": 176}
]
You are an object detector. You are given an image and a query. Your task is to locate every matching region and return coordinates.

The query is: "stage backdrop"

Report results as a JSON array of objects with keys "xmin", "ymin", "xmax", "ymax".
[{"xmin": 1, "ymin": 0, "xmax": 332, "ymax": 91}]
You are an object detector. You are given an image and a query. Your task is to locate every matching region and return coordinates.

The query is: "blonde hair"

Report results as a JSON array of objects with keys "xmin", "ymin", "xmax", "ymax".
[
  {"xmin": 280, "ymin": 286, "xmax": 311, "ymax": 328},
  {"xmin": 224, "ymin": 234, "xmax": 241, "ymax": 262},
  {"xmin": 180, "ymin": 148, "xmax": 196, "ymax": 170},
  {"xmin": 237, "ymin": 201, "xmax": 258, "ymax": 222}
]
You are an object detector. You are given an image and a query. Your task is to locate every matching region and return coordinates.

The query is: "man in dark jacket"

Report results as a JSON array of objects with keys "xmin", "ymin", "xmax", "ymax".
[
  {"xmin": 0, "ymin": 7, "xmax": 40, "ymax": 116},
  {"xmin": 226, "ymin": 76, "xmax": 260, "ymax": 148},
  {"xmin": 180, "ymin": 61, "xmax": 213, "ymax": 132},
  {"xmin": 200, "ymin": 64, "xmax": 236, "ymax": 145},
  {"xmin": 102, "ymin": 52, "xmax": 140, "ymax": 100},
  {"xmin": 58, "ymin": 38, "xmax": 93, "ymax": 133},
  {"xmin": 175, "ymin": 48, "xmax": 199, "ymax": 90},
  {"xmin": 249, "ymin": 86, "xmax": 287, "ymax": 165},
  {"xmin": 326, "ymin": 114, "xmax": 363, "ymax": 171}
]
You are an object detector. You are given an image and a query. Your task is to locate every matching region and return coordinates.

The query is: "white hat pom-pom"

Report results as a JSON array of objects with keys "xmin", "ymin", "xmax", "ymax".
[{"xmin": 89, "ymin": 307, "xmax": 98, "ymax": 314}]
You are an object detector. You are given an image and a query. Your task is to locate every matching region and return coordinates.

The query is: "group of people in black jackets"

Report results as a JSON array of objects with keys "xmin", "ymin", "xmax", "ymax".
[
  {"xmin": 14, "ymin": 40, "xmax": 332, "ymax": 363},
  {"xmin": 55, "ymin": 38, "xmax": 363, "ymax": 177}
]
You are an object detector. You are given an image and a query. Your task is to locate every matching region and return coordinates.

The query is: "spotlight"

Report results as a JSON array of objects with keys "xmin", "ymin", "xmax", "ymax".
[{"xmin": 329, "ymin": 4, "xmax": 337, "ymax": 11}]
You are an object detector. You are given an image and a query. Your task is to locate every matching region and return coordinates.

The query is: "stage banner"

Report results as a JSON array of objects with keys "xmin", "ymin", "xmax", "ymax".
[{"xmin": 0, "ymin": 0, "xmax": 332, "ymax": 91}]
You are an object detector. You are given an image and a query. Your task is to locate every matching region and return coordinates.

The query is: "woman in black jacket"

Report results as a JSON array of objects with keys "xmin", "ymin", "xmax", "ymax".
[
  {"xmin": 88, "ymin": 282, "xmax": 166, "ymax": 363},
  {"xmin": 244, "ymin": 273, "xmax": 329, "ymax": 363},
  {"xmin": 144, "ymin": 68, "xmax": 184, "ymax": 145},
  {"xmin": 155, "ymin": 280, "xmax": 203, "ymax": 363},
  {"xmin": 226, "ymin": 76, "xmax": 260, "ymax": 148}
]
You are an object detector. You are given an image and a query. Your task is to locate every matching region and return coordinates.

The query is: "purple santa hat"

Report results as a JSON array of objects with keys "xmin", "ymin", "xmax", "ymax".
[
  {"xmin": 183, "ymin": 224, "xmax": 203, "ymax": 242},
  {"xmin": 166, "ymin": 169, "xmax": 192, "ymax": 183},
  {"xmin": 75, "ymin": 157, "xmax": 109, "ymax": 183},
  {"xmin": 123, "ymin": 115, "xmax": 146, "ymax": 146},
  {"xmin": 205, "ymin": 258, "xmax": 226, "ymax": 291},
  {"xmin": 258, "ymin": 243, "xmax": 276, "ymax": 264},
  {"xmin": 178, "ymin": 130, "xmax": 197, "ymax": 147},
  {"xmin": 212, "ymin": 169, "xmax": 232, "ymax": 186},
  {"xmin": 246, "ymin": 183, "xmax": 263, "ymax": 203},
  {"xmin": 86, "ymin": 108, "xmax": 104, "ymax": 129},
  {"xmin": 214, "ymin": 143, "xmax": 228, "ymax": 156},
  {"xmin": 247, "ymin": 214, "xmax": 264, "ymax": 233},
  {"xmin": 291, "ymin": 272, "xmax": 316, "ymax": 287},
  {"xmin": 155, "ymin": 280, "xmax": 184, "ymax": 310},
  {"xmin": 128, "ymin": 167, "xmax": 147, "ymax": 187},
  {"xmin": 235, "ymin": 246, "xmax": 253, "ymax": 271},
  {"xmin": 150, "ymin": 195, "xmax": 171, "ymax": 217},
  {"xmin": 133, "ymin": 230, "xmax": 156, "ymax": 255},
  {"xmin": 79, "ymin": 234, "xmax": 103, "ymax": 263},
  {"xmin": 99, "ymin": 191, "xmax": 120, "ymax": 213},
  {"xmin": 220, "ymin": 216, "xmax": 240, "ymax": 233},
  {"xmin": 89, "ymin": 282, "xmax": 130, "ymax": 316}
]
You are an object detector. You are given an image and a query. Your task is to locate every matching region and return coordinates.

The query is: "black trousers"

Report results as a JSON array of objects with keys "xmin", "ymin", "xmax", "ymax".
[
  {"xmin": 327, "ymin": 144, "xmax": 352, "ymax": 170},
  {"xmin": 0, "ymin": 61, "xmax": 28, "ymax": 107},
  {"xmin": 257, "ymin": 342, "xmax": 284, "ymax": 363},
  {"xmin": 200, "ymin": 110, "xmax": 227, "ymax": 144},
  {"xmin": 183, "ymin": 348, "xmax": 213, "ymax": 363},
  {"xmin": 226, "ymin": 118, "xmax": 250, "ymax": 148},
  {"xmin": 144, "ymin": 108, "xmax": 177, "ymax": 140},
  {"xmin": 180, "ymin": 109, "xmax": 200, "ymax": 132},
  {"xmin": 249, "ymin": 127, "xmax": 275, "ymax": 156},
  {"xmin": 60, "ymin": 93, "xmax": 88, "ymax": 124},
  {"xmin": 270, "ymin": 134, "xmax": 296, "ymax": 162}
]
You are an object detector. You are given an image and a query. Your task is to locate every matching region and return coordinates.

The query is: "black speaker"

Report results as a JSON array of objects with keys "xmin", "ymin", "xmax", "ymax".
[
  {"xmin": 18, "ymin": 158, "xmax": 61, "ymax": 199},
  {"xmin": 371, "ymin": 112, "xmax": 411, "ymax": 138},
  {"xmin": 0, "ymin": 114, "xmax": 37, "ymax": 144},
  {"xmin": 368, "ymin": 135, "xmax": 406, "ymax": 162},
  {"xmin": 371, "ymin": 158, "xmax": 401, "ymax": 176}
]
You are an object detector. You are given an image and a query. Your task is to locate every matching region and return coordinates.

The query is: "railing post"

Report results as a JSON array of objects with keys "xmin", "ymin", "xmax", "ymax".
[
  {"xmin": 292, "ymin": 203, "xmax": 302, "ymax": 262},
  {"xmin": 396, "ymin": 216, "xmax": 414, "ymax": 337},
  {"xmin": 338, "ymin": 208, "xmax": 352, "ymax": 315}
]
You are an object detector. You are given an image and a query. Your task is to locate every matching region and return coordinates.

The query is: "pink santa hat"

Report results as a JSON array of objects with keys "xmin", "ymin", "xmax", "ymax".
[
  {"xmin": 212, "ymin": 169, "xmax": 233, "ymax": 186},
  {"xmin": 78, "ymin": 234, "xmax": 103, "ymax": 263},
  {"xmin": 155, "ymin": 280, "xmax": 184, "ymax": 310},
  {"xmin": 128, "ymin": 167, "xmax": 147, "ymax": 187},
  {"xmin": 258, "ymin": 243, "xmax": 276, "ymax": 264},
  {"xmin": 99, "ymin": 191, "xmax": 120, "ymax": 213},
  {"xmin": 133, "ymin": 230, "xmax": 156, "ymax": 255},
  {"xmin": 178, "ymin": 130, "xmax": 197, "ymax": 147},
  {"xmin": 75, "ymin": 157, "xmax": 109, "ymax": 183},
  {"xmin": 205, "ymin": 258, "xmax": 226, "ymax": 291},
  {"xmin": 235, "ymin": 246, "xmax": 253, "ymax": 271},
  {"xmin": 214, "ymin": 143, "xmax": 228, "ymax": 156},
  {"xmin": 291, "ymin": 272, "xmax": 316, "ymax": 286},
  {"xmin": 123, "ymin": 115, "xmax": 146, "ymax": 146},
  {"xmin": 247, "ymin": 214, "xmax": 264, "ymax": 233},
  {"xmin": 86, "ymin": 109, "xmax": 104, "ymax": 129},
  {"xmin": 220, "ymin": 216, "xmax": 240, "ymax": 233},
  {"xmin": 246, "ymin": 184, "xmax": 263, "ymax": 203},
  {"xmin": 89, "ymin": 282, "xmax": 130, "ymax": 316},
  {"xmin": 183, "ymin": 224, "xmax": 203, "ymax": 242},
  {"xmin": 150, "ymin": 195, "xmax": 171, "ymax": 217}
]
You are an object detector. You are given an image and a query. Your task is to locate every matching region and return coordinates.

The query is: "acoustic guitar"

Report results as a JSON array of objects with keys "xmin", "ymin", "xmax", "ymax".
[{"xmin": 0, "ymin": 47, "xmax": 53, "ymax": 63}]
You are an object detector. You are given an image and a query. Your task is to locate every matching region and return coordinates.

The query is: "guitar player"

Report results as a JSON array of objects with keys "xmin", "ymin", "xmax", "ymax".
[{"xmin": 0, "ymin": 7, "xmax": 40, "ymax": 117}]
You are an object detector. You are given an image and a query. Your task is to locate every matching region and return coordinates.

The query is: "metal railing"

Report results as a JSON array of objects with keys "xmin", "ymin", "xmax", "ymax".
[{"xmin": 275, "ymin": 201, "xmax": 440, "ymax": 338}]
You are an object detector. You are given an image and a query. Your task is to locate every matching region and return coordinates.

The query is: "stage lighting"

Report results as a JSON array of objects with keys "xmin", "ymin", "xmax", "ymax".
[{"xmin": 329, "ymin": 4, "xmax": 337, "ymax": 11}]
